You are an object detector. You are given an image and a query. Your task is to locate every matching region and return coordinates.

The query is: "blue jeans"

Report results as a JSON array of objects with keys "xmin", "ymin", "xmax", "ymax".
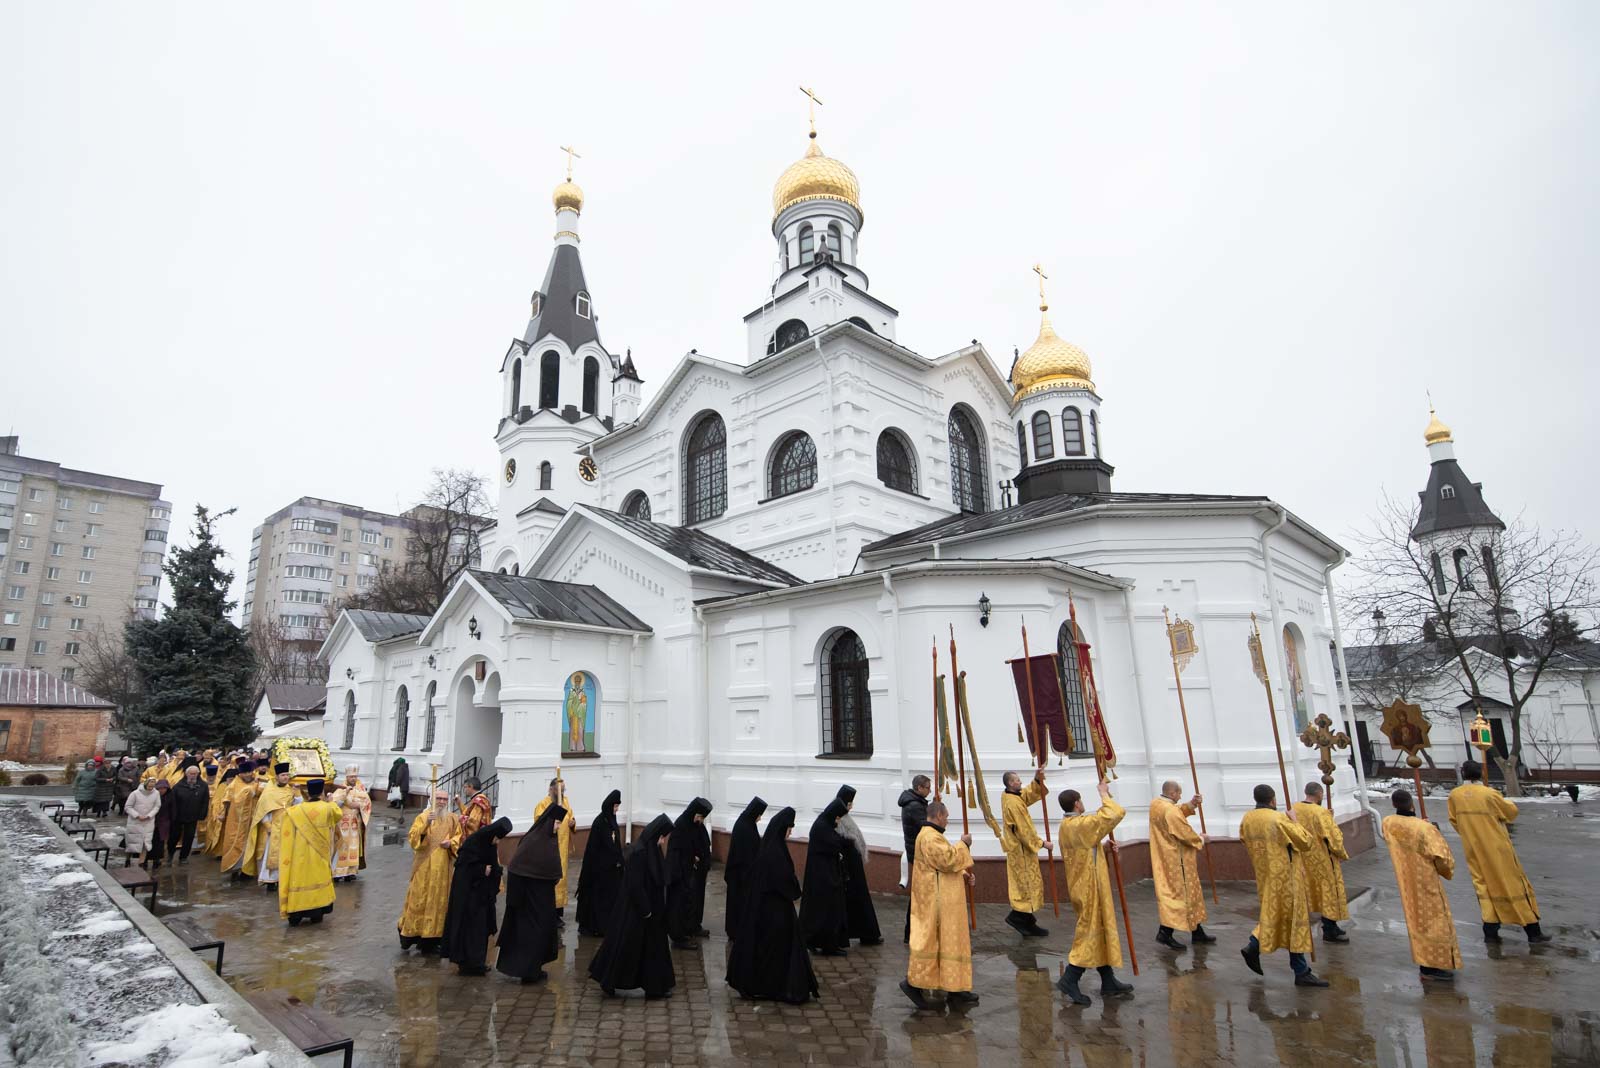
[{"xmin": 1247, "ymin": 935, "xmax": 1310, "ymax": 976}]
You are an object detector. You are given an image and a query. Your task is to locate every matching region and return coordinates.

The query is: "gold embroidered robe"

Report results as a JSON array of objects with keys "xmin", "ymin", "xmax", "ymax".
[
  {"xmin": 1382, "ymin": 813, "xmax": 1461, "ymax": 969},
  {"xmin": 1148, "ymin": 796, "xmax": 1206, "ymax": 930},
  {"xmin": 218, "ymin": 779, "xmax": 262, "ymax": 872},
  {"xmin": 278, "ymin": 800, "xmax": 342, "ymax": 918},
  {"xmin": 243, "ymin": 782, "xmax": 296, "ymax": 879},
  {"xmin": 397, "ymin": 809, "xmax": 460, "ymax": 938},
  {"xmin": 457, "ymin": 793, "xmax": 494, "ymax": 842},
  {"xmin": 1447, "ymin": 783, "xmax": 1539, "ymax": 925},
  {"xmin": 907, "ymin": 825, "xmax": 974, "ymax": 992},
  {"xmin": 533, "ymin": 795, "xmax": 577, "ymax": 907},
  {"xmin": 1291, "ymin": 801, "xmax": 1349, "ymax": 921},
  {"xmin": 332, "ymin": 781, "xmax": 371, "ymax": 878},
  {"xmin": 1240, "ymin": 807, "xmax": 1313, "ymax": 954},
  {"xmin": 1058, "ymin": 797, "xmax": 1125, "ymax": 968},
  {"xmin": 202, "ymin": 774, "xmax": 230, "ymax": 854},
  {"xmin": 999, "ymin": 780, "xmax": 1048, "ymax": 913}
]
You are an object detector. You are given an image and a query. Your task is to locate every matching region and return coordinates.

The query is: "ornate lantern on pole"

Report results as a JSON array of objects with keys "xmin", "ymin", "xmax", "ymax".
[{"xmin": 1468, "ymin": 708, "xmax": 1494, "ymax": 756}]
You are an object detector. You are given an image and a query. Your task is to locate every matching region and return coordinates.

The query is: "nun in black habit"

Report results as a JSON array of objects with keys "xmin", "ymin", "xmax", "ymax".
[
  {"xmin": 443, "ymin": 816, "xmax": 513, "ymax": 975},
  {"xmin": 726, "ymin": 807, "xmax": 818, "ymax": 1003},
  {"xmin": 575, "ymin": 790, "xmax": 625, "ymax": 937},
  {"xmin": 589, "ymin": 813, "xmax": 676, "ymax": 999},
  {"xmin": 666, "ymin": 796, "xmax": 713, "ymax": 948},
  {"xmin": 798, "ymin": 798, "xmax": 851, "ymax": 956},
  {"xmin": 722, "ymin": 796, "xmax": 767, "ymax": 940},
  {"xmin": 495, "ymin": 803, "xmax": 565, "ymax": 984},
  {"xmin": 835, "ymin": 785, "xmax": 883, "ymax": 945}
]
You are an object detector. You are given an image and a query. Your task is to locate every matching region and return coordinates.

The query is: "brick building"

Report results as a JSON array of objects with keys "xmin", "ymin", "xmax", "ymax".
[{"xmin": 0, "ymin": 667, "xmax": 116, "ymax": 763}]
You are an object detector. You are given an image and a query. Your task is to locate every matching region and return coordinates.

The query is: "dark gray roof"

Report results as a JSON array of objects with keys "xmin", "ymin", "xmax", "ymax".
[
  {"xmin": 1341, "ymin": 638, "xmax": 1600, "ymax": 680},
  {"xmin": 259, "ymin": 683, "xmax": 327, "ymax": 714},
  {"xmin": 615, "ymin": 350, "xmax": 641, "ymax": 382},
  {"xmin": 863, "ymin": 492, "xmax": 1273, "ymax": 554},
  {"xmin": 470, "ymin": 570, "xmax": 651, "ymax": 632},
  {"xmin": 1411, "ymin": 459, "xmax": 1504, "ymax": 539},
  {"xmin": 524, "ymin": 243, "xmax": 601, "ymax": 354},
  {"xmin": 515, "ymin": 498, "xmax": 568, "ymax": 520},
  {"xmin": 586, "ymin": 508, "xmax": 803, "ymax": 586},
  {"xmin": 346, "ymin": 610, "xmax": 431, "ymax": 643}
]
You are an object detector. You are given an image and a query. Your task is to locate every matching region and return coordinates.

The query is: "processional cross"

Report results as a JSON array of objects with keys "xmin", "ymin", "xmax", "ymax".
[{"xmin": 1298, "ymin": 712, "xmax": 1351, "ymax": 804}]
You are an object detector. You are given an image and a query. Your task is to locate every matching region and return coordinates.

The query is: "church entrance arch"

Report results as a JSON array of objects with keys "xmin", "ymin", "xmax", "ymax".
[{"xmin": 451, "ymin": 666, "xmax": 503, "ymax": 785}]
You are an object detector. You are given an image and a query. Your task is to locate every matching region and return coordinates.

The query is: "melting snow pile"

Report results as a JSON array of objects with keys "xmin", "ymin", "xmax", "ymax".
[{"xmin": 0, "ymin": 802, "xmax": 269, "ymax": 1067}]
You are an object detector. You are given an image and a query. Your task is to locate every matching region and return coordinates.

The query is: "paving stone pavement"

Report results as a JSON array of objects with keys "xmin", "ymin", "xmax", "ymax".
[{"xmin": 81, "ymin": 798, "xmax": 1600, "ymax": 1066}]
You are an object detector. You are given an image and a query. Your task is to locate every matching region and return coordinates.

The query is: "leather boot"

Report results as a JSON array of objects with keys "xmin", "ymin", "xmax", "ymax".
[{"xmin": 1056, "ymin": 964, "xmax": 1090, "ymax": 1006}]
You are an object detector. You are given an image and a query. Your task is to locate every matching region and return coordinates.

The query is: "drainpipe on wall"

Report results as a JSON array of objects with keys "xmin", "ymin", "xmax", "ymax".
[
  {"xmin": 626, "ymin": 632, "xmax": 640, "ymax": 842},
  {"xmin": 1119, "ymin": 586, "xmax": 1159, "ymax": 802},
  {"xmin": 693, "ymin": 604, "xmax": 712, "ymax": 800},
  {"xmin": 1259, "ymin": 505, "xmax": 1302, "ymax": 798},
  {"xmin": 1323, "ymin": 553, "xmax": 1378, "ymax": 837},
  {"xmin": 884, "ymin": 571, "xmax": 908, "ymax": 881},
  {"xmin": 816, "ymin": 337, "xmax": 841, "ymax": 579}
]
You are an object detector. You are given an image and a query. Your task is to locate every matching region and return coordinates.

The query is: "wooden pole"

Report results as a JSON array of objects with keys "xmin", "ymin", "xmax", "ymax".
[
  {"xmin": 1019, "ymin": 623, "xmax": 1061, "ymax": 918},
  {"xmin": 1163, "ymin": 608, "xmax": 1220, "ymax": 905},
  {"xmin": 931, "ymin": 641, "xmax": 941, "ymax": 803},
  {"xmin": 949, "ymin": 625, "xmax": 977, "ymax": 930},
  {"xmin": 1250, "ymin": 617, "xmax": 1293, "ymax": 805},
  {"xmin": 1073, "ymin": 623, "xmax": 1138, "ymax": 977},
  {"xmin": 1411, "ymin": 761, "xmax": 1428, "ymax": 821}
]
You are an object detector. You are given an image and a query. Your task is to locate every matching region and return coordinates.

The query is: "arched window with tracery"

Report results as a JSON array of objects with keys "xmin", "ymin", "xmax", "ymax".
[
  {"xmin": 1032, "ymin": 411, "xmax": 1054, "ymax": 460},
  {"xmin": 342, "ymin": 690, "xmax": 356, "ymax": 750},
  {"xmin": 582, "ymin": 356, "xmax": 600, "ymax": 415},
  {"xmin": 820, "ymin": 628, "xmax": 872, "ymax": 756},
  {"xmin": 1062, "ymin": 406, "xmax": 1085, "ymax": 456},
  {"xmin": 876, "ymin": 430, "xmax": 917, "ymax": 494},
  {"xmin": 769, "ymin": 318, "xmax": 809, "ymax": 355},
  {"xmin": 622, "ymin": 490, "xmax": 652, "ymax": 521},
  {"xmin": 768, "ymin": 431, "xmax": 817, "ymax": 499},
  {"xmin": 1053, "ymin": 622, "xmax": 1093, "ymax": 756},
  {"xmin": 422, "ymin": 681, "xmax": 437, "ymax": 752},
  {"xmin": 684, "ymin": 412, "xmax": 728, "ymax": 523},
  {"xmin": 947, "ymin": 406, "xmax": 988, "ymax": 514},
  {"xmin": 394, "ymin": 685, "xmax": 409, "ymax": 750},
  {"xmin": 539, "ymin": 350, "xmax": 560, "ymax": 409},
  {"xmin": 510, "ymin": 358, "xmax": 522, "ymax": 415}
]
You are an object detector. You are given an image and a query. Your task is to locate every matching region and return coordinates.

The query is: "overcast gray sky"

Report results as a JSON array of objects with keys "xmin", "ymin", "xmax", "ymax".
[{"xmin": 4, "ymin": 4, "xmax": 1596, "ymax": 615}]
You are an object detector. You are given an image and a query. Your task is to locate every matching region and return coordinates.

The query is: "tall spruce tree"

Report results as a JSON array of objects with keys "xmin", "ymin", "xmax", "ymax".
[{"xmin": 124, "ymin": 506, "xmax": 257, "ymax": 752}]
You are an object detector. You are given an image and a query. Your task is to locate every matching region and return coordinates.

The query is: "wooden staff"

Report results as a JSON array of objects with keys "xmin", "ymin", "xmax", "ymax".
[
  {"xmin": 1163, "ymin": 608, "xmax": 1220, "ymax": 905},
  {"xmin": 1249, "ymin": 615, "xmax": 1293, "ymax": 805},
  {"xmin": 948, "ymin": 625, "xmax": 977, "ymax": 930},
  {"xmin": 931, "ymin": 641, "xmax": 941, "ymax": 803},
  {"xmin": 1019, "ymin": 623, "xmax": 1061, "ymax": 918}
]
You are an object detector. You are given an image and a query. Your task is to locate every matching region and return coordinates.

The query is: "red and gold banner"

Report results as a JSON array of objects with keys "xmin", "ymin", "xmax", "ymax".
[{"xmin": 1008, "ymin": 654, "xmax": 1074, "ymax": 758}]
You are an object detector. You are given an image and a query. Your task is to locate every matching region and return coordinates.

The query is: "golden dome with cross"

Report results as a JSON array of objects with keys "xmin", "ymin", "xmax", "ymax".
[
  {"xmin": 772, "ymin": 86, "xmax": 861, "ymax": 221},
  {"xmin": 1011, "ymin": 265, "xmax": 1094, "ymax": 399}
]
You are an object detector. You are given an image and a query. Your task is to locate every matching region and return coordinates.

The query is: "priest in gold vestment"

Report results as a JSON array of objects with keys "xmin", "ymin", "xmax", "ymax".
[
  {"xmin": 1291, "ymin": 782, "xmax": 1350, "ymax": 943},
  {"xmin": 1239, "ymin": 784, "xmax": 1327, "ymax": 987},
  {"xmin": 219, "ymin": 763, "xmax": 262, "ymax": 876},
  {"xmin": 998, "ymin": 768, "xmax": 1049, "ymax": 938},
  {"xmin": 533, "ymin": 778, "xmax": 577, "ymax": 917},
  {"xmin": 202, "ymin": 765, "xmax": 234, "ymax": 854},
  {"xmin": 1383, "ymin": 788, "xmax": 1461, "ymax": 981},
  {"xmin": 1149, "ymin": 780, "xmax": 1212, "ymax": 951},
  {"xmin": 278, "ymin": 779, "xmax": 343, "ymax": 925},
  {"xmin": 398, "ymin": 789, "xmax": 460, "ymax": 953},
  {"xmin": 1053, "ymin": 782, "xmax": 1132, "ymax": 1006},
  {"xmin": 331, "ymin": 765, "xmax": 371, "ymax": 881},
  {"xmin": 457, "ymin": 776, "xmax": 494, "ymax": 841},
  {"xmin": 1448, "ymin": 759, "xmax": 1551, "ymax": 944},
  {"xmin": 901, "ymin": 801, "xmax": 978, "ymax": 1010},
  {"xmin": 243, "ymin": 763, "xmax": 298, "ymax": 885}
]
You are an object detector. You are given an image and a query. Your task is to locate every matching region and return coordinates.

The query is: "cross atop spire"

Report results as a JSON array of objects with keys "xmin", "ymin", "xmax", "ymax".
[
  {"xmin": 1032, "ymin": 263, "xmax": 1049, "ymax": 312},
  {"xmin": 799, "ymin": 85, "xmax": 823, "ymax": 140},
  {"xmin": 560, "ymin": 144, "xmax": 581, "ymax": 182}
]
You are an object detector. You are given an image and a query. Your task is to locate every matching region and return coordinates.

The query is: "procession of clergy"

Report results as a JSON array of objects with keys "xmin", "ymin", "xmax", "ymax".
[{"xmin": 144, "ymin": 747, "xmax": 1553, "ymax": 1008}]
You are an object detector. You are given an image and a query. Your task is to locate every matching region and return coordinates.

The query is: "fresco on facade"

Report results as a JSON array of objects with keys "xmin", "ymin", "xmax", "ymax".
[{"xmin": 562, "ymin": 670, "xmax": 598, "ymax": 755}]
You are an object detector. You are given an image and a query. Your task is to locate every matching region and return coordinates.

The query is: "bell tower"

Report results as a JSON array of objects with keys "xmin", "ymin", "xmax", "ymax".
[{"xmin": 1409, "ymin": 407, "xmax": 1506, "ymax": 632}]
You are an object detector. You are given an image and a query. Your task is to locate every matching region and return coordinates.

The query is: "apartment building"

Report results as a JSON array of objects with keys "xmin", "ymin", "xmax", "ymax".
[{"xmin": 0, "ymin": 436, "xmax": 172, "ymax": 680}]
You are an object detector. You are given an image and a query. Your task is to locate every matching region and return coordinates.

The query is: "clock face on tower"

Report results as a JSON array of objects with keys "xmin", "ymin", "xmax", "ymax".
[
  {"xmin": 504, "ymin": 458, "xmax": 517, "ymax": 485},
  {"xmin": 578, "ymin": 456, "xmax": 598, "ymax": 482}
]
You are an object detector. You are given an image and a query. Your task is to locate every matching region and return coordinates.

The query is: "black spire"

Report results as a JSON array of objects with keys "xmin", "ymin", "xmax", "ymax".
[
  {"xmin": 525, "ymin": 244, "xmax": 600, "ymax": 352},
  {"xmin": 615, "ymin": 348, "xmax": 641, "ymax": 383},
  {"xmin": 1410, "ymin": 456, "xmax": 1504, "ymax": 540}
]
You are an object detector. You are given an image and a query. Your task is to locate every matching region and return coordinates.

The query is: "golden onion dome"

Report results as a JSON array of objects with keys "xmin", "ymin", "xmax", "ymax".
[
  {"xmin": 773, "ymin": 134, "xmax": 861, "ymax": 220},
  {"xmin": 1011, "ymin": 304, "xmax": 1094, "ymax": 398},
  {"xmin": 553, "ymin": 179, "xmax": 584, "ymax": 214},
  {"xmin": 1424, "ymin": 406, "xmax": 1453, "ymax": 445}
]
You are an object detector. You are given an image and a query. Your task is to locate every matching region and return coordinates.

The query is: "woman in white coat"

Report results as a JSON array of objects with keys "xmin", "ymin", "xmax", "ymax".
[{"xmin": 125, "ymin": 777, "xmax": 162, "ymax": 868}]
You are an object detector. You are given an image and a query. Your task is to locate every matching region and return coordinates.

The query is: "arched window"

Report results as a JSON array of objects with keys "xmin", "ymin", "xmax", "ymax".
[
  {"xmin": 575, "ymin": 292, "xmax": 592, "ymax": 319},
  {"xmin": 1053, "ymin": 622, "xmax": 1093, "ymax": 756},
  {"xmin": 1482, "ymin": 545, "xmax": 1499, "ymax": 591},
  {"xmin": 1453, "ymin": 548, "xmax": 1474, "ymax": 590},
  {"xmin": 684, "ymin": 412, "xmax": 728, "ymax": 524},
  {"xmin": 826, "ymin": 222, "xmax": 842, "ymax": 259},
  {"xmin": 512, "ymin": 563, "xmax": 520, "ymax": 576},
  {"xmin": 1089, "ymin": 410, "xmax": 1100, "ymax": 458},
  {"xmin": 1032, "ymin": 411, "xmax": 1055, "ymax": 460},
  {"xmin": 582, "ymin": 356, "xmax": 600, "ymax": 415},
  {"xmin": 769, "ymin": 318, "xmax": 809, "ymax": 355},
  {"xmin": 769, "ymin": 431, "xmax": 817, "ymax": 498},
  {"xmin": 539, "ymin": 351, "xmax": 560, "ymax": 409},
  {"xmin": 876, "ymin": 429, "xmax": 917, "ymax": 494},
  {"xmin": 394, "ymin": 685, "xmax": 409, "ymax": 750},
  {"xmin": 422, "ymin": 681, "xmax": 437, "ymax": 752},
  {"xmin": 820, "ymin": 628, "xmax": 872, "ymax": 756},
  {"xmin": 847, "ymin": 316, "xmax": 875, "ymax": 333},
  {"xmin": 1282, "ymin": 625, "xmax": 1310, "ymax": 731},
  {"xmin": 1441, "ymin": 484, "xmax": 1457, "ymax": 500},
  {"xmin": 510, "ymin": 358, "xmax": 522, "ymax": 415},
  {"xmin": 342, "ymin": 690, "xmax": 356, "ymax": 750},
  {"xmin": 947, "ymin": 406, "xmax": 988, "ymax": 514},
  {"xmin": 529, "ymin": 292, "xmax": 541, "ymax": 318},
  {"xmin": 1016, "ymin": 422, "xmax": 1028, "ymax": 467},
  {"xmin": 621, "ymin": 490, "xmax": 652, "ymax": 521},
  {"xmin": 538, "ymin": 461, "xmax": 553, "ymax": 490},
  {"xmin": 1061, "ymin": 406, "xmax": 1085, "ymax": 456},
  {"xmin": 798, "ymin": 224, "xmax": 815, "ymax": 263},
  {"xmin": 1431, "ymin": 552, "xmax": 1447, "ymax": 595}
]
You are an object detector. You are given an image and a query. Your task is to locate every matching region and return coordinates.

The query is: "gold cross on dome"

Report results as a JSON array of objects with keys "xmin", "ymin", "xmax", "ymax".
[
  {"xmin": 1032, "ymin": 263, "xmax": 1049, "ymax": 309},
  {"xmin": 799, "ymin": 85, "xmax": 824, "ymax": 134},
  {"xmin": 559, "ymin": 144, "xmax": 581, "ymax": 181}
]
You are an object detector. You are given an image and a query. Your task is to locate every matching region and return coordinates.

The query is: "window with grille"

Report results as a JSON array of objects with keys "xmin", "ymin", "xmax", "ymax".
[
  {"xmin": 768, "ymin": 432, "xmax": 817, "ymax": 499},
  {"xmin": 1062, "ymin": 407, "xmax": 1086, "ymax": 456},
  {"xmin": 621, "ymin": 491, "xmax": 652, "ymax": 521},
  {"xmin": 684, "ymin": 413, "xmax": 728, "ymax": 524},
  {"xmin": 539, "ymin": 462, "xmax": 553, "ymax": 491},
  {"xmin": 768, "ymin": 318, "xmax": 809, "ymax": 355},
  {"xmin": 1016, "ymin": 422, "xmax": 1028, "ymax": 467},
  {"xmin": 423, "ymin": 681, "xmax": 437, "ymax": 751},
  {"xmin": 947, "ymin": 407, "xmax": 988, "ymax": 514},
  {"xmin": 342, "ymin": 691, "xmax": 356, "ymax": 750},
  {"xmin": 820, "ymin": 629, "xmax": 873, "ymax": 756},
  {"xmin": 394, "ymin": 686, "xmax": 409, "ymax": 750},
  {"xmin": 1055, "ymin": 622, "xmax": 1093, "ymax": 757},
  {"xmin": 539, "ymin": 351, "xmax": 560, "ymax": 409},
  {"xmin": 876, "ymin": 430, "xmax": 917, "ymax": 494},
  {"xmin": 1032, "ymin": 411, "xmax": 1054, "ymax": 460}
]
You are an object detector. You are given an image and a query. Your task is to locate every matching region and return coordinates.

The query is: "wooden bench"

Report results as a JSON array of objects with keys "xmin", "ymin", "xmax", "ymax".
[
  {"xmin": 39, "ymin": 800, "xmax": 65, "ymax": 816},
  {"xmin": 244, "ymin": 991, "xmax": 353, "ymax": 1068},
  {"xmin": 80, "ymin": 842, "xmax": 111, "ymax": 868},
  {"xmin": 52, "ymin": 806, "xmax": 81, "ymax": 824},
  {"xmin": 164, "ymin": 914, "xmax": 225, "ymax": 974},
  {"xmin": 60, "ymin": 821, "xmax": 97, "ymax": 842},
  {"xmin": 110, "ymin": 866, "xmax": 158, "ymax": 913}
]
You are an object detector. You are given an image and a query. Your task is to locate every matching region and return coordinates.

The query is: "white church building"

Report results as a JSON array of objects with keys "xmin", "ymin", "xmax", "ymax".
[{"xmin": 317, "ymin": 115, "xmax": 1375, "ymax": 890}]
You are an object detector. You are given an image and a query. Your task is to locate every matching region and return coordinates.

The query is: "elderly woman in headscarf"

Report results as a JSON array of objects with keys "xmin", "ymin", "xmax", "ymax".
[
  {"xmin": 114, "ymin": 757, "xmax": 140, "ymax": 815},
  {"xmin": 73, "ymin": 760, "xmax": 101, "ymax": 811},
  {"xmin": 727, "ymin": 807, "xmax": 817, "ymax": 1004},
  {"xmin": 576, "ymin": 790, "xmax": 625, "ymax": 937},
  {"xmin": 835, "ymin": 785, "xmax": 882, "ymax": 945},
  {"xmin": 722, "ymin": 797, "xmax": 768, "ymax": 941},
  {"xmin": 497, "ymin": 801, "xmax": 567, "ymax": 984},
  {"xmin": 444, "ymin": 816, "xmax": 514, "ymax": 976},
  {"xmin": 590, "ymin": 813, "xmax": 676, "ymax": 999},
  {"xmin": 800, "ymin": 798, "xmax": 851, "ymax": 956}
]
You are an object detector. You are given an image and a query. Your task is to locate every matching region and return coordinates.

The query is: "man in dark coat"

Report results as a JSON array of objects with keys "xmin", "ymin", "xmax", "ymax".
[
  {"xmin": 727, "ymin": 807, "xmax": 817, "ymax": 1003},
  {"xmin": 799, "ymin": 799, "xmax": 851, "ymax": 956},
  {"xmin": 576, "ymin": 790, "xmax": 625, "ymax": 937},
  {"xmin": 666, "ymin": 797, "xmax": 712, "ymax": 949},
  {"xmin": 386, "ymin": 758, "xmax": 410, "ymax": 809},
  {"xmin": 168, "ymin": 765, "xmax": 211, "ymax": 862},
  {"xmin": 722, "ymin": 797, "xmax": 767, "ymax": 940},
  {"xmin": 590, "ymin": 813, "xmax": 676, "ymax": 999},
  {"xmin": 497, "ymin": 803, "xmax": 566, "ymax": 983},
  {"xmin": 444, "ymin": 817, "xmax": 513, "ymax": 975},
  {"xmin": 898, "ymin": 775, "xmax": 931, "ymax": 942},
  {"xmin": 114, "ymin": 757, "xmax": 140, "ymax": 815},
  {"xmin": 93, "ymin": 759, "xmax": 116, "ymax": 816}
]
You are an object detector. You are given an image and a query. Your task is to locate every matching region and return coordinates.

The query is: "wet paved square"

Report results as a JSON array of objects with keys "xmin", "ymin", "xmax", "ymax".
[{"xmin": 118, "ymin": 800, "xmax": 1598, "ymax": 1066}]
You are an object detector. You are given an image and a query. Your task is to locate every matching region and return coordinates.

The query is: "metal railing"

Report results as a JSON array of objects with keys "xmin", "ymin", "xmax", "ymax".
[
  {"xmin": 481, "ymin": 774, "xmax": 500, "ymax": 811},
  {"xmin": 434, "ymin": 756, "xmax": 479, "ymax": 803}
]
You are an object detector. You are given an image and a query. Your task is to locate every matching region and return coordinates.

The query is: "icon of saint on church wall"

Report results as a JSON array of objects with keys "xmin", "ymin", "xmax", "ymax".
[
  {"xmin": 562, "ymin": 670, "xmax": 598, "ymax": 756},
  {"xmin": 1282, "ymin": 627, "xmax": 1310, "ymax": 732}
]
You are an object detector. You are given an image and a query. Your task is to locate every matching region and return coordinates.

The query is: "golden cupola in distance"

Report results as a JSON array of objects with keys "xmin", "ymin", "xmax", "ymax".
[
  {"xmin": 773, "ymin": 130, "xmax": 861, "ymax": 221},
  {"xmin": 1423, "ymin": 406, "xmax": 1452, "ymax": 445},
  {"xmin": 1011, "ymin": 299, "xmax": 1094, "ymax": 399},
  {"xmin": 553, "ymin": 177, "xmax": 584, "ymax": 215}
]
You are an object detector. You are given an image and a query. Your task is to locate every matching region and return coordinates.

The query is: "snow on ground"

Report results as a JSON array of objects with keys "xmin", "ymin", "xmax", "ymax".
[
  {"xmin": 0, "ymin": 802, "xmax": 269, "ymax": 1067},
  {"xmin": 1363, "ymin": 776, "xmax": 1598, "ymax": 803}
]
